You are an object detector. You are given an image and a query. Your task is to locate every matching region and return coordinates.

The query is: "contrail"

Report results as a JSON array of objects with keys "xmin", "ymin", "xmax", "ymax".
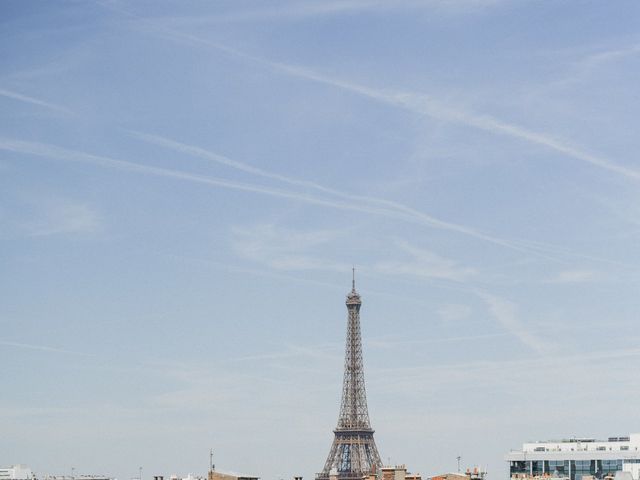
[
  {"xmin": 0, "ymin": 137, "xmax": 548, "ymax": 254},
  {"xmin": 265, "ymin": 60, "xmax": 640, "ymax": 182},
  {"xmin": 0, "ymin": 87, "xmax": 74, "ymax": 115},
  {"xmin": 476, "ymin": 291, "xmax": 549, "ymax": 355},
  {"xmin": 0, "ymin": 138, "xmax": 449, "ymax": 224},
  {"xmin": 133, "ymin": 132, "xmax": 606, "ymax": 263},
  {"xmin": 129, "ymin": 131, "xmax": 526, "ymax": 251},
  {"xmin": 0, "ymin": 340, "xmax": 91, "ymax": 356},
  {"xmin": 125, "ymin": 17, "xmax": 640, "ymax": 183}
]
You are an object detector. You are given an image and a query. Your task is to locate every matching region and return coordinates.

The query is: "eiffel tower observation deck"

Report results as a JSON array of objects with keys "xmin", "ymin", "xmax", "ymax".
[{"xmin": 317, "ymin": 271, "xmax": 383, "ymax": 480}]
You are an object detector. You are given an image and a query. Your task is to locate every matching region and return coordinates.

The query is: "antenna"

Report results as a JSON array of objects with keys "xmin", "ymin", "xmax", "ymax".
[
  {"xmin": 352, "ymin": 266, "xmax": 355, "ymax": 291},
  {"xmin": 210, "ymin": 449, "xmax": 215, "ymax": 472}
]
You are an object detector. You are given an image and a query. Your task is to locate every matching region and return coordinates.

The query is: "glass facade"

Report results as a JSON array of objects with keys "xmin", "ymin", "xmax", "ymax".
[
  {"xmin": 601, "ymin": 459, "xmax": 623, "ymax": 476},
  {"xmin": 532, "ymin": 462, "xmax": 544, "ymax": 476},
  {"xmin": 510, "ymin": 461, "xmax": 527, "ymax": 475},
  {"xmin": 509, "ymin": 459, "xmax": 625, "ymax": 480},
  {"xmin": 547, "ymin": 460, "xmax": 568, "ymax": 476},
  {"xmin": 572, "ymin": 460, "xmax": 596, "ymax": 479}
]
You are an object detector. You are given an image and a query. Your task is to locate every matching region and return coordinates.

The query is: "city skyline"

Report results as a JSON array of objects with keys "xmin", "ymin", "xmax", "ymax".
[{"xmin": 2, "ymin": 2, "xmax": 640, "ymax": 480}]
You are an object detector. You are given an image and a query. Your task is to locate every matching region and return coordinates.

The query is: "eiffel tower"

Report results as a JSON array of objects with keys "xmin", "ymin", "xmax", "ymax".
[{"xmin": 317, "ymin": 271, "xmax": 383, "ymax": 480}]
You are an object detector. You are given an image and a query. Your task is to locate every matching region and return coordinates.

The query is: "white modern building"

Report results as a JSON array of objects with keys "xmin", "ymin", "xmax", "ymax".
[
  {"xmin": 0, "ymin": 466, "xmax": 33, "ymax": 480},
  {"xmin": 506, "ymin": 434, "xmax": 640, "ymax": 480}
]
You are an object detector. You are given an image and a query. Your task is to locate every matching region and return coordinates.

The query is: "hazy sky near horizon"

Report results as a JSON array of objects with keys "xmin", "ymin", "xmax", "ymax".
[{"xmin": 2, "ymin": 1, "xmax": 640, "ymax": 480}]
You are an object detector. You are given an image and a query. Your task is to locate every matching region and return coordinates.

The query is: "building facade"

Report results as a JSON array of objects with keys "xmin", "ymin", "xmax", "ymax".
[
  {"xmin": 362, "ymin": 465, "xmax": 421, "ymax": 480},
  {"xmin": 0, "ymin": 466, "xmax": 33, "ymax": 480},
  {"xmin": 430, "ymin": 467, "xmax": 486, "ymax": 480},
  {"xmin": 207, "ymin": 471, "xmax": 258, "ymax": 480},
  {"xmin": 506, "ymin": 434, "xmax": 640, "ymax": 480}
]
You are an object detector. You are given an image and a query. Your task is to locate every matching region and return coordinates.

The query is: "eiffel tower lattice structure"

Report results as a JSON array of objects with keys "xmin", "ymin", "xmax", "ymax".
[{"xmin": 317, "ymin": 271, "xmax": 383, "ymax": 480}]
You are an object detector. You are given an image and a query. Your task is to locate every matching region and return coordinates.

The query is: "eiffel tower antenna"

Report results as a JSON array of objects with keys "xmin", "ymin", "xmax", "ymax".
[
  {"xmin": 352, "ymin": 266, "xmax": 356, "ymax": 291},
  {"xmin": 316, "ymin": 274, "xmax": 382, "ymax": 480}
]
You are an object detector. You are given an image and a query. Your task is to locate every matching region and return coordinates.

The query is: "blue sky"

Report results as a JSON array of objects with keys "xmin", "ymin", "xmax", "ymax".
[{"xmin": 2, "ymin": 1, "xmax": 640, "ymax": 480}]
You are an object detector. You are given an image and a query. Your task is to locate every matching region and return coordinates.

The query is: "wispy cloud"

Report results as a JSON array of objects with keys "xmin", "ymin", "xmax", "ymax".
[
  {"xmin": 375, "ymin": 240, "xmax": 477, "ymax": 282},
  {"xmin": 436, "ymin": 303, "xmax": 473, "ymax": 322},
  {"xmin": 94, "ymin": 6, "xmax": 636, "ymax": 273},
  {"xmin": 130, "ymin": 131, "xmax": 530, "ymax": 253},
  {"xmin": 372, "ymin": 345, "xmax": 640, "ymax": 383},
  {"xmin": 547, "ymin": 269, "xmax": 599, "ymax": 284},
  {"xmin": 579, "ymin": 42, "xmax": 640, "ymax": 70},
  {"xmin": 506, "ymin": 235, "xmax": 628, "ymax": 268},
  {"xmin": 0, "ymin": 139, "xmax": 476, "ymax": 247},
  {"xmin": 129, "ymin": 130, "xmax": 352, "ymax": 195},
  {"xmin": 3, "ymin": 137, "xmax": 534, "ymax": 254},
  {"xmin": 0, "ymin": 87, "xmax": 73, "ymax": 115},
  {"xmin": 0, "ymin": 138, "xmax": 409, "ymax": 218},
  {"xmin": 231, "ymin": 224, "xmax": 348, "ymax": 271},
  {"xmin": 225, "ymin": 343, "xmax": 341, "ymax": 364},
  {"xmin": 115, "ymin": 20, "xmax": 640, "ymax": 268},
  {"xmin": 0, "ymin": 133, "xmax": 620, "ymax": 284},
  {"xmin": 367, "ymin": 345, "xmax": 640, "ymax": 416},
  {"xmin": 268, "ymin": 62, "xmax": 640, "ymax": 182},
  {"xmin": 365, "ymin": 332, "xmax": 506, "ymax": 349},
  {"xmin": 0, "ymin": 340, "xmax": 92, "ymax": 356},
  {"xmin": 24, "ymin": 200, "xmax": 102, "ymax": 237},
  {"xmin": 125, "ymin": 21, "xmax": 640, "ymax": 183},
  {"xmin": 139, "ymin": 0, "xmax": 505, "ymax": 25},
  {"xmin": 476, "ymin": 292, "xmax": 548, "ymax": 354},
  {"xmin": 524, "ymin": 40, "xmax": 640, "ymax": 96},
  {"xmin": 129, "ymin": 134, "xmax": 627, "ymax": 268}
]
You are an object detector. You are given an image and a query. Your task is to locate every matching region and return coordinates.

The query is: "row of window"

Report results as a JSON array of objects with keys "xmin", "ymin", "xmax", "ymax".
[
  {"xmin": 510, "ymin": 460, "xmax": 630, "ymax": 478},
  {"xmin": 532, "ymin": 447, "xmax": 632, "ymax": 452}
]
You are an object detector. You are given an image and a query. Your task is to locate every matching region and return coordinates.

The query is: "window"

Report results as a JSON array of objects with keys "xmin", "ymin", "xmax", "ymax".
[
  {"xmin": 532, "ymin": 462, "xmax": 544, "ymax": 475},
  {"xmin": 572, "ymin": 460, "xmax": 596, "ymax": 477},
  {"xmin": 510, "ymin": 461, "xmax": 528, "ymax": 475},
  {"xmin": 548, "ymin": 461, "xmax": 566, "ymax": 475},
  {"xmin": 601, "ymin": 460, "xmax": 623, "ymax": 474}
]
